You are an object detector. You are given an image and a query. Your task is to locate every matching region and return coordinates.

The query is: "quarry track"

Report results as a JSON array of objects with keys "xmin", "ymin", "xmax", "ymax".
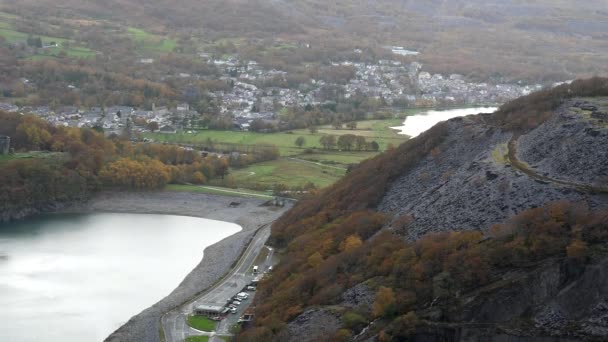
[{"xmin": 508, "ymin": 135, "xmax": 608, "ymax": 194}]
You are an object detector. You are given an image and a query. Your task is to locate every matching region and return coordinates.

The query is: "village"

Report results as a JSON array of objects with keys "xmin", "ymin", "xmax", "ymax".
[{"xmin": 0, "ymin": 53, "xmax": 543, "ymax": 135}]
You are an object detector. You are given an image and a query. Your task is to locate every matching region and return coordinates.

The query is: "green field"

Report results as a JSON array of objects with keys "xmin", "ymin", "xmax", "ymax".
[
  {"xmin": 148, "ymin": 119, "xmax": 406, "ymax": 190},
  {"xmin": 187, "ymin": 316, "xmax": 217, "ymax": 332},
  {"xmin": 230, "ymin": 158, "xmax": 346, "ymax": 189},
  {"xmin": 0, "ymin": 14, "xmax": 96, "ymax": 59},
  {"xmin": 128, "ymin": 27, "xmax": 177, "ymax": 53},
  {"xmin": 185, "ymin": 336, "xmax": 209, "ymax": 342},
  {"xmin": 146, "ymin": 119, "xmax": 407, "ymax": 157}
]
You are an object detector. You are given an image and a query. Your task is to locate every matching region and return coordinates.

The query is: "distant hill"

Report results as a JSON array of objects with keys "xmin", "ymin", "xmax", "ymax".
[
  {"xmin": 241, "ymin": 78, "xmax": 608, "ymax": 341},
  {"xmin": 5, "ymin": 0, "xmax": 608, "ymax": 81}
]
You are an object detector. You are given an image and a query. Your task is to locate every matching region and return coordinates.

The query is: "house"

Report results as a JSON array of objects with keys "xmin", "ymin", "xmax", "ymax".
[
  {"xmin": 176, "ymin": 103, "xmax": 190, "ymax": 111},
  {"xmin": 0, "ymin": 135, "xmax": 10, "ymax": 155},
  {"xmin": 241, "ymin": 308, "xmax": 255, "ymax": 322},
  {"xmin": 159, "ymin": 125, "xmax": 177, "ymax": 134}
]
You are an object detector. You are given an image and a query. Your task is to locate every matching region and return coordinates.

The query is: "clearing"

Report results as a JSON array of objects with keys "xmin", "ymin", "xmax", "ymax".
[{"xmin": 187, "ymin": 315, "xmax": 217, "ymax": 332}]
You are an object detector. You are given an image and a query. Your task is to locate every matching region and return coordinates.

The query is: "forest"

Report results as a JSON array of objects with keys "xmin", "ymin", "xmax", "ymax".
[
  {"xmin": 0, "ymin": 112, "xmax": 254, "ymax": 220},
  {"xmin": 238, "ymin": 77, "xmax": 608, "ymax": 340}
]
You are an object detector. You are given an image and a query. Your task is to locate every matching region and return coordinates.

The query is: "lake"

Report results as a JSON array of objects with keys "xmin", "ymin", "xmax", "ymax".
[
  {"xmin": 0, "ymin": 213, "xmax": 241, "ymax": 342},
  {"xmin": 392, "ymin": 107, "xmax": 498, "ymax": 138}
]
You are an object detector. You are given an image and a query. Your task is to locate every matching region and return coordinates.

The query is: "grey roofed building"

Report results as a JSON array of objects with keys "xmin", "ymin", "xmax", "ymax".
[
  {"xmin": 159, "ymin": 125, "xmax": 177, "ymax": 134},
  {"xmin": 194, "ymin": 304, "xmax": 226, "ymax": 317}
]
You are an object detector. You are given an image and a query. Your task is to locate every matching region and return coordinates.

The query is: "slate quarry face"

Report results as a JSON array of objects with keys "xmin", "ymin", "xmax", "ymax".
[{"xmin": 379, "ymin": 99, "xmax": 608, "ymax": 240}]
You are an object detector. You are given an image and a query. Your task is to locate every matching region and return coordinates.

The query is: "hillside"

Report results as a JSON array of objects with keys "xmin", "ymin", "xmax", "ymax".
[
  {"xmin": 240, "ymin": 78, "xmax": 608, "ymax": 341},
  {"xmin": 5, "ymin": 0, "xmax": 608, "ymax": 81}
]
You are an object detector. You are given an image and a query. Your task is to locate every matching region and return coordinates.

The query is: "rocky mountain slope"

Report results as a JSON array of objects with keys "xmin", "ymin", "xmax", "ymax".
[
  {"xmin": 379, "ymin": 97, "xmax": 608, "ymax": 240},
  {"xmin": 241, "ymin": 78, "xmax": 608, "ymax": 342}
]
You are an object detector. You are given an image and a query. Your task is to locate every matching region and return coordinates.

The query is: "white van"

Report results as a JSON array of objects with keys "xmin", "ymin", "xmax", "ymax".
[{"xmin": 253, "ymin": 265, "xmax": 258, "ymax": 274}]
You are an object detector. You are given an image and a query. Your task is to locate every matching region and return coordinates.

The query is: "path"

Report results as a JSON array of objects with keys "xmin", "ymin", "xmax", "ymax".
[
  {"xmin": 507, "ymin": 135, "xmax": 608, "ymax": 194},
  {"xmin": 198, "ymin": 186, "xmax": 273, "ymax": 199},
  {"xmin": 286, "ymin": 157, "xmax": 347, "ymax": 171}
]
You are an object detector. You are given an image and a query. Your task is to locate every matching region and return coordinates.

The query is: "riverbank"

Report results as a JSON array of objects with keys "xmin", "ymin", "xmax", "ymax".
[{"xmin": 62, "ymin": 191, "xmax": 289, "ymax": 342}]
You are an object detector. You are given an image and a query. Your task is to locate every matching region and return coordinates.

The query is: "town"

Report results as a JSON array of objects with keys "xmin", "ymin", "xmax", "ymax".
[{"xmin": 0, "ymin": 53, "xmax": 543, "ymax": 135}]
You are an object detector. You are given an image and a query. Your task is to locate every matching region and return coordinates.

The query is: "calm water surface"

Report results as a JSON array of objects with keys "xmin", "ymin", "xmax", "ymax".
[
  {"xmin": 392, "ymin": 107, "xmax": 498, "ymax": 137},
  {"xmin": 0, "ymin": 213, "xmax": 240, "ymax": 342}
]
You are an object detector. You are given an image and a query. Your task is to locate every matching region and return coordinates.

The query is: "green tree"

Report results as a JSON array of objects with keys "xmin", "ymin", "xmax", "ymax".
[
  {"xmin": 295, "ymin": 136, "xmax": 306, "ymax": 148},
  {"xmin": 337, "ymin": 134, "xmax": 357, "ymax": 151},
  {"xmin": 319, "ymin": 135, "xmax": 336, "ymax": 150}
]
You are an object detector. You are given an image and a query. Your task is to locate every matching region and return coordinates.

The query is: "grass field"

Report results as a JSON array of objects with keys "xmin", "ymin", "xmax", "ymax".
[
  {"xmin": 185, "ymin": 336, "xmax": 209, "ymax": 342},
  {"xmin": 145, "ymin": 119, "xmax": 407, "ymax": 157},
  {"xmin": 0, "ymin": 14, "xmax": 96, "ymax": 59},
  {"xmin": 148, "ymin": 119, "xmax": 406, "ymax": 190},
  {"xmin": 230, "ymin": 157, "xmax": 346, "ymax": 189},
  {"xmin": 128, "ymin": 27, "xmax": 177, "ymax": 53},
  {"xmin": 187, "ymin": 315, "xmax": 217, "ymax": 332}
]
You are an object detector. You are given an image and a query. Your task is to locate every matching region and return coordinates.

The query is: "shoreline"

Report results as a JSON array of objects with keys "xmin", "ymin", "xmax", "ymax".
[{"xmin": 61, "ymin": 191, "xmax": 289, "ymax": 342}]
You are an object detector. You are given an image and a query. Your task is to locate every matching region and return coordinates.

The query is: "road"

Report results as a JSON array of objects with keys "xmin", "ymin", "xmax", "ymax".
[{"xmin": 161, "ymin": 224, "xmax": 274, "ymax": 342}]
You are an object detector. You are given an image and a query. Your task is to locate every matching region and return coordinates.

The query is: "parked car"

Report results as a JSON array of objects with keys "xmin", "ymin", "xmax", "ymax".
[
  {"xmin": 230, "ymin": 307, "xmax": 237, "ymax": 314},
  {"xmin": 232, "ymin": 300, "xmax": 241, "ymax": 306},
  {"xmin": 246, "ymin": 286, "xmax": 256, "ymax": 291}
]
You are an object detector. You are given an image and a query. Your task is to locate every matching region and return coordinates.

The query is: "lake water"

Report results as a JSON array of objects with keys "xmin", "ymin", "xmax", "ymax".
[
  {"xmin": 392, "ymin": 107, "xmax": 498, "ymax": 138},
  {"xmin": 0, "ymin": 213, "xmax": 241, "ymax": 342}
]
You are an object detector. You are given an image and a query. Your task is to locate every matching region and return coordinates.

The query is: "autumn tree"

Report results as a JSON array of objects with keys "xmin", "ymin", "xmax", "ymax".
[
  {"xmin": 340, "ymin": 234, "xmax": 363, "ymax": 253},
  {"xmin": 346, "ymin": 121, "xmax": 357, "ymax": 130},
  {"xmin": 307, "ymin": 252, "xmax": 324, "ymax": 268},
  {"xmin": 192, "ymin": 171, "xmax": 207, "ymax": 184},
  {"xmin": 373, "ymin": 286, "xmax": 396, "ymax": 318},
  {"xmin": 147, "ymin": 121, "xmax": 160, "ymax": 132}
]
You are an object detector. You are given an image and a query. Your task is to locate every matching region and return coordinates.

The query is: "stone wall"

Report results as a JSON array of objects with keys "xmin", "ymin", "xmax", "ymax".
[{"xmin": 0, "ymin": 135, "xmax": 9, "ymax": 154}]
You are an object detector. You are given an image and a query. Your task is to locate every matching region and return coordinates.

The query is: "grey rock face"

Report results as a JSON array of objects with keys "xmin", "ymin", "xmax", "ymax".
[
  {"xmin": 518, "ymin": 99, "xmax": 608, "ymax": 186},
  {"xmin": 284, "ymin": 308, "xmax": 341, "ymax": 342},
  {"xmin": 378, "ymin": 102, "xmax": 607, "ymax": 241},
  {"xmin": 341, "ymin": 283, "xmax": 374, "ymax": 309}
]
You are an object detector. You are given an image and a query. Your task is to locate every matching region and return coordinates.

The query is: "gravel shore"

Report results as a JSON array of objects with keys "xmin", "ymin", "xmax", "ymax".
[{"xmin": 62, "ymin": 191, "xmax": 289, "ymax": 342}]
